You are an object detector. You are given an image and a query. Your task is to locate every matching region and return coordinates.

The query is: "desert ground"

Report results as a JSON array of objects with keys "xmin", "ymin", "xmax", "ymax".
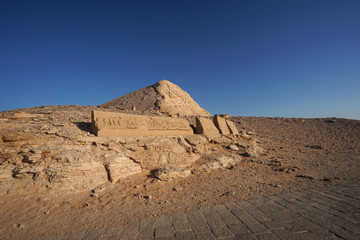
[{"xmin": 0, "ymin": 105, "xmax": 359, "ymax": 239}]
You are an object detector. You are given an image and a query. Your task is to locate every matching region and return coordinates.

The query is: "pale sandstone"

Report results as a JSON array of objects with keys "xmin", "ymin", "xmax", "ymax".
[
  {"xmin": 124, "ymin": 136, "xmax": 201, "ymax": 169},
  {"xmin": 195, "ymin": 117, "xmax": 220, "ymax": 134},
  {"xmin": 247, "ymin": 138, "xmax": 265, "ymax": 159},
  {"xmin": 214, "ymin": 114, "xmax": 231, "ymax": 134},
  {"xmin": 184, "ymin": 135, "xmax": 208, "ymax": 146},
  {"xmin": 104, "ymin": 155, "xmax": 142, "ymax": 183},
  {"xmin": 206, "ymin": 134, "xmax": 234, "ymax": 145},
  {"xmin": 155, "ymin": 166, "xmax": 191, "ymax": 181},
  {"xmin": 226, "ymin": 119, "xmax": 239, "ymax": 135},
  {"xmin": 227, "ymin": 144, "xmax": 239, "ymax": 151},
  {"xmin": 91, "ymin": 110, "xmax": 194, "ymax": 137},
  {"xmin": 0, "ymin": 106, "xmax": 257, "ymax": 195},
  {"xmin": 101, "ymin": 80, "xmax": 211, "ymax": 116}
]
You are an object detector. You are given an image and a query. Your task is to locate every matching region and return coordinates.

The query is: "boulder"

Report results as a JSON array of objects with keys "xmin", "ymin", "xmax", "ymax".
[
  {"xmin": 154, "ymin": 166, "xmax": 191, "ymax": 181},
  {"xmin": 195, "ymin": 117, "xmax": 219, "ymax": 135},
  {"xmin": 227, "ymin": 144, "xmax": 239, "ymax": 151},
  {"xmin": 226, "ymin": 120, "xmax": 239, "ymax": 135},
  {"xmin": 213, "ymin": 114, "xmax": 230, "ymax": 134}
]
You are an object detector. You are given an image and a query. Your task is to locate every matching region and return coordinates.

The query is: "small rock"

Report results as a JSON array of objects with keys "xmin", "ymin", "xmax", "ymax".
[
  {"xmin": 91, "ymin": 185, "xmax": 105, "ymax": 194},
  {"xmin": 13, "ymin": 223, "xmax": 24, "ymax": 229},
  {"xmin": 224, "ymin": 113, "xmax": 231, "ymax": 119},
  {"xmin": 269, "ymin": 184, "xmax": 281, "ymax": 188},
  {"xmin": 220, "ymin": 191, "xmax": 235, "ymax": 197},
  {"xmin": 321, "ymin": 177, "xmax": 331, "ymax": 182},
  {"xmin": 155, "ymin": 166, "xmax": 191, "ymax": 181},
  {"xmin": 306, "ymin": 145, "xmax": 323, "ymax": 149},
  {"xmin": 90, "ymin": 193, "xmax": 98, "ymax": 198},
  {"xmin": 143, "ymin": 195, "xmax": 151, "ymax": 200},
  {"xmin": 227, "ymin": 144, "xmax": 239, "ymax": 151},
  {"xmin": 173, "ymin": 187, "xmax": 183, "ymax": 192},
  {"xmin": 46, "ymin": 129, "xmax": 58, "ymax": 134},
  {"xmin": 296, "ymin": 174, "xmax": 315, "ymax": 180},
  {"xmin": 325, "ymin": 119, "xmax": 335, "ymax": 123}
]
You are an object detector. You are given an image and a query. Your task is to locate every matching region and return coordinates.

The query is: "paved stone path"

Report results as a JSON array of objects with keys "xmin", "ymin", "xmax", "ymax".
[{"xmin": 39, "ymin": 183, "xmax": 360, "ymax": 240}]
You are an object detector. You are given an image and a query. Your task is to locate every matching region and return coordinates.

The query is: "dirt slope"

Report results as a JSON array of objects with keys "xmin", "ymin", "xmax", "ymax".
[
  {"xmin": 0, "ymin": 106, "xmax": 359, "ymax": 239},
  {"xmin": 101, "ymin": 80, "xmax": 211, "ymax": 116}
]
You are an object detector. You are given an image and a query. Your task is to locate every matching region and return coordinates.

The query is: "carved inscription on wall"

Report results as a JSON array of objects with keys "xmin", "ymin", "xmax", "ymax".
[
  {"xmin": 91, "ymin": 111, "xmax": 194, "ymax": 137},
  {"xmin": 99, "ymin": 116, "xmax": 147, "ymax": 129}
]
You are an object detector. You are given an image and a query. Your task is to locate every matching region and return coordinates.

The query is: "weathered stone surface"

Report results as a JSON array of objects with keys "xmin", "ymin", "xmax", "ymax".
[
  {"xmin": 213, "ymin": 115, "xmax": 230, "ymax": 134},
  {"xmin": 155, "ymin": 166, "xmax": 191, "ymax": 181},
  {"xmin": 227, "ymin": 144, "xmax": 239, "ymax": 151},
  {"xmin": 226, "ymin": 120, "xmax": 239, "ymax": 135},
  {"xmin": 45, "ymin": 161, "xmax": 108, "ymax": 191},
  {"xmin": 91, "ymin": 111, "xmax": 194, "ymax": 137},
  {"xmin": 104, "ymin": 155, "xmax": 142, "ymax": 183},
  {"xmin": 246, "ymin": 139, "xmax": 265, "ymax": 159},
  {"xmin": 195, "ymin": 117, "xmax": 219, "ymax": 135},
  {"xmin": 206, "ymin": 135, "xmax": 234, "ymax": 145},
  {"xmin": 201, "ymin": 155, "xmax": 239, "ymax": 170},
  {"xmin": 125, "ymin": 136, "xmax": 201, "ymax": 169},
  {"xmin": 0, "ymin": 106, "xmax": 259, "ymax": 194},
  {"xmin": 101, "ymin": 80, "xmax": 211, "ymax": 116}
]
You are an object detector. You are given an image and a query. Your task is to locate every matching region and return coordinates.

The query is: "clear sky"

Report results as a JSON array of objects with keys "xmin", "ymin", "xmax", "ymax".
[{"xmin": 1, "ymin": 0, "xmax": 359, "ymax": 119}]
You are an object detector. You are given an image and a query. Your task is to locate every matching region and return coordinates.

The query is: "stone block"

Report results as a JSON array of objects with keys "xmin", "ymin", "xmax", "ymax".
[
  {"xmin": 213, "ymin": 115, "xmax": 230, "ymax": 134},
  {"xmin": 91, "ymin": 111, "xmax": 194, "ymax": 137},
  {"xmin": 195, "ymin": 117, "xmax": 219, "ymax": 135},
  {"xmin": 226, "ymin": 120, "xmax": 239, "ymax": 135}
]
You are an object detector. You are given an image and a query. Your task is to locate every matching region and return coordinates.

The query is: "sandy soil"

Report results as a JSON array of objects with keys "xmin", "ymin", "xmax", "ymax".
[{"xmin": 1, "ymin": 107, "xmax": 359, "ymax": 239}]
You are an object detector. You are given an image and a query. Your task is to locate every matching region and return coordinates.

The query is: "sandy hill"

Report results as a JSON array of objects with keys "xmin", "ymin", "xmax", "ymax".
[{"xmin": 101, "ymin": 80, "xmax": 211, "ymax": 116}]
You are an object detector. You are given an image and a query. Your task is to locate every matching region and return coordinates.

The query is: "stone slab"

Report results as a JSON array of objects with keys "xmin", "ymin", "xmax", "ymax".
[
  {"xmin": 91, "ymin": 111, "xmax": 194, "ymax": 137},
  {"xmin": 226, "ymin": 120, "xmax": 239, "ymax": 135},
  {"xmin": 214, "ymin": 114, "xmax": 230, "ymax": 134},
  {"xmin": 195, "ymin": 117, "xmax": 220, "ymax": 135}
]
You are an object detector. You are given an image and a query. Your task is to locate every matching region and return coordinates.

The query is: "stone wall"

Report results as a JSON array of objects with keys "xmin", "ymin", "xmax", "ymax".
[{"xmin": 91, "ymin": 111, "xmax": 194, "ymax": 137}]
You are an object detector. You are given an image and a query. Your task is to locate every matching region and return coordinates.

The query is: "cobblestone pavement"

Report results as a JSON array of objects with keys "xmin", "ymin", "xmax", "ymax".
[{"xmin": 37, "ymin": 183, "xmax": 360, "ymax": 240}]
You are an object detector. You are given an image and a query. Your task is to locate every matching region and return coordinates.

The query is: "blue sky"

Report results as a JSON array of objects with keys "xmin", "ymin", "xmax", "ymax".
[{"xmin": 1, "ymin": 0, "xmax": 359, "ymax": 119}]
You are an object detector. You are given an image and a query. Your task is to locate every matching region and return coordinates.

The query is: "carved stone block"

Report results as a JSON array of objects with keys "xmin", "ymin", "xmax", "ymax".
[
  {"xmin": 91, "ymin": 111, "xmax": 194, "ymax": 137},
  {"xmin": 213, "ymin": 114, "xmax": 230, "ymax": 134},
  {"xmin": 195, "ymin": 117, "xmax": 220, "ymax": 135}
]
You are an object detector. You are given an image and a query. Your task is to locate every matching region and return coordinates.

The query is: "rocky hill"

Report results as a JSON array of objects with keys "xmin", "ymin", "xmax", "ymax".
[
  {"xmin": 101, "ymin": 80, "xmax": 211, "ymax": 116},
  {"xmin": 0, "ymin": 105, "xmax": 359, "ymax": 239}
]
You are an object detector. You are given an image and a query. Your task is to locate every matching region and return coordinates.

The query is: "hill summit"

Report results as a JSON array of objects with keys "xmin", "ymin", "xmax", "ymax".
[{"xmin": 101, "ymin": 80, "xmax": 211, "ymax": 116}]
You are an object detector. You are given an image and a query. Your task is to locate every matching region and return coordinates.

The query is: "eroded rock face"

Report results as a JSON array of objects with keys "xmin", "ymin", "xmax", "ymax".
[
  {"xmin": 104, "ymin": 155, "xmax": 142, "ymax": 183},
  {"xmin": 122, "ymin": 136, "xmax": 202, "ymax": 169},
  {"xmin": 0, "ymin": 107, "xmax": 261, "ymax": 194}
]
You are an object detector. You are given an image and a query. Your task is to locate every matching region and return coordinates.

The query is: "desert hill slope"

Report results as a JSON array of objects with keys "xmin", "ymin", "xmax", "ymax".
[
  {"xmin": 101, "ymin": 80, "xmax": 211, "ymax": 116},
  {"xmin": 0, "ymin": 105, "xmax": 360, "ymax": 239}
]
